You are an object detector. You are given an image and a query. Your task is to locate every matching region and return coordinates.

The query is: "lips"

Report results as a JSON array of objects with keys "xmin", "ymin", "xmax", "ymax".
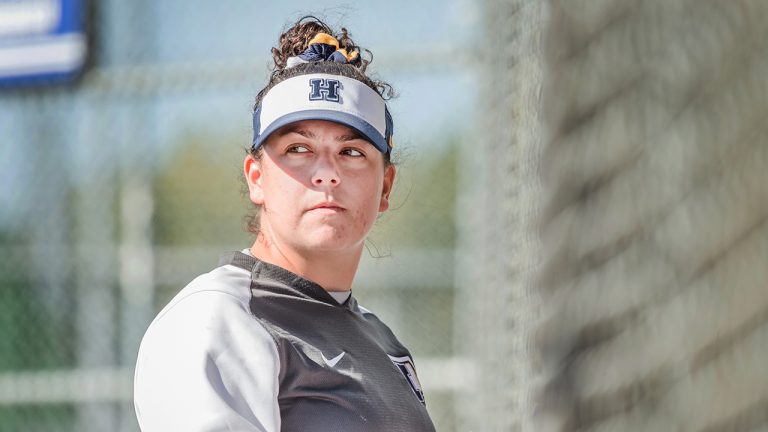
[{"xmin": 308, "ymin": 202, "xmax": 346, "ymax": 212}]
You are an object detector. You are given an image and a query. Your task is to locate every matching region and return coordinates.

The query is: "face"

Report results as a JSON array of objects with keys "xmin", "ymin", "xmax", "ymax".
[{"xmin": 244, "ymin": 119, "xmax": 396, "ymax": 255}]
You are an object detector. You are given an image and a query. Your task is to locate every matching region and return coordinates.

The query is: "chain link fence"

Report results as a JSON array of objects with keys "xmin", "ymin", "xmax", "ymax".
[
  {"xmin": 534, "ymin": 0, "xmax": 768, "ymax": 431},
  {"xmin": 455, "ymin": 0, "xmax": 768, "ymax": 431},
  {"xmin": 0, "ymin": 2, "xmax": 475, "ymax": 431},
  {"xmin": 454, "ymin": 1, "xmax": 543, "ymax": 431}
]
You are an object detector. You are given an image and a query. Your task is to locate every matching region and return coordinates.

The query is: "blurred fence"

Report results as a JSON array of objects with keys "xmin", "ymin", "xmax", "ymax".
[
  {"xmin": 534, "ymin": 1, "xmax": 768, "ymax": 431},
  {"xmin": 0, "ymin": 2, "xmax": 470, "ymax": 432},
  {"xmin": 456, "ymin": 1, "xmax": 768, "ymax": 431},
  {"xmin": 455, "ymin": 1, "xmax": 543, "ymax": 431}
]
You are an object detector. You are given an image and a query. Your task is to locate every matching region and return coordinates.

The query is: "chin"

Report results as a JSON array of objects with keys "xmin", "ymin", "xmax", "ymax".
[{"xmin": 300, "ymin": 229, "xmax": 364, "ymax": 253}]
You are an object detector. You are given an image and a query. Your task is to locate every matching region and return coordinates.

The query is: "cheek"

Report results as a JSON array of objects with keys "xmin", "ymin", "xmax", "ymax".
[
  {"xmin": 349, "ymin": 177, "xmax": 384, "ymax": 225},
  {"xmin": 350, "ymin": 207, "xmax": 373, "ymax": 231},
  {"xmin": 261, "ymin": 171, "xmax": 303, "ymax": 213}
]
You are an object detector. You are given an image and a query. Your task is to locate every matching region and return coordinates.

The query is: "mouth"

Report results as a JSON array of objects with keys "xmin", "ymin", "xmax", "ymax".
[{"xmin": 308, "ymin": 203, "xmax": 346, "ymax": 213}]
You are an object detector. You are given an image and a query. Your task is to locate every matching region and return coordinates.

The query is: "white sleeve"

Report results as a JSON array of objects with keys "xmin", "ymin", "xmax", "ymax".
[{"xmin": 134, "ymin": 290, "xmax": 281, "ymax": 432}]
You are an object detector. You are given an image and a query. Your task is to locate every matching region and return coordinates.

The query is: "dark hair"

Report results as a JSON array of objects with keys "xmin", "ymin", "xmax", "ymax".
[{"xmin": 244, "ymin": 15, "xmax": 396, "ymax": 235}]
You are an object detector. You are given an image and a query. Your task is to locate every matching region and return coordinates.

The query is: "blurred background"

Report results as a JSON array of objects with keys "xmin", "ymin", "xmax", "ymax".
[
  {"xmin": 2, "ymin": 1, "xmax": 768, "ymax": 432},
  {"xmin": 1, "ymin": 1, "xmax": 476, "ymax": 431}
]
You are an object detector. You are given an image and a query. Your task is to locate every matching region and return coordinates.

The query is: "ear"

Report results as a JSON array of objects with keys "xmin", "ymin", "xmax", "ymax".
[
  {"xmin": 244, "ymin": 154, "xmax": 264, "ymax": 205},
  {"xmin": 378, "ymin": 164, "xmax": 396, "ymax": 212}
]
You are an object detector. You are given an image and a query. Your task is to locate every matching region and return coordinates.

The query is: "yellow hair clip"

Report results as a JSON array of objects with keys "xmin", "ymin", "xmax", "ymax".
[
  {"xmin": 336, "ymin": 48, "xmax": 359, "ymax": 63},
  {"xmin": 307, "ymin": 33, "xmax": 339, "ymax": 49}
]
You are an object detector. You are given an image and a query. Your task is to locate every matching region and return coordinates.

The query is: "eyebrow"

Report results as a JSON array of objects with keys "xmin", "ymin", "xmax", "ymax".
[
  {"xmin": 278, "ymin": 126, "xmax": 364, "ymax": 142},
  {"xmin": 278, "ymin": 126, "xmax": 316, "ymax": 139},
  {"xmin": 336, "ymin": 131, "xmax": 364, "ymax": 142}
]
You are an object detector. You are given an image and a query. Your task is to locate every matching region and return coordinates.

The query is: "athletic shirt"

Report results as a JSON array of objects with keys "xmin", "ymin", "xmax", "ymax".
[{"xmin": 134, "ymin": 251, "xmax": 436, "ymax": 432}]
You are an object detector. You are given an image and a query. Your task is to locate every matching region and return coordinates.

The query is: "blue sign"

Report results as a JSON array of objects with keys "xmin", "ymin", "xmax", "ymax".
[{"xmin": 0, "ymin": 0, "xmax": 88, "ymax": 87}]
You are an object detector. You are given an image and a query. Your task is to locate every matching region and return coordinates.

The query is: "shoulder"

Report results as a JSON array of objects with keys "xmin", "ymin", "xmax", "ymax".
[
  {"xmin": 134, "ymin": 264, "xmax": 282, "ymax": 431},
  {"xmin": 355, "ymin": 301, "xmax": 385, "ymax": 324},
  {"xmin": 137, "ymin": 263, "xmax": 276, "ymax": 361},
  {"xmin": 353, "ymin": 300, "xmax": 409, "ymax": 347},
  {"xmin": 148, "ymin": 264, "xmax": 254, "ymax": 331},
  {"xmin": 157, "ymin": 263, "xmax": 253, "ymax": 317}
]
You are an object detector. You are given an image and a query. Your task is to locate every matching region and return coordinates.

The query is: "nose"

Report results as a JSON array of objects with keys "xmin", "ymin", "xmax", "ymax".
[{"xmin": 311, "ymin": 157, "xmax": 340, "ymax": 187}]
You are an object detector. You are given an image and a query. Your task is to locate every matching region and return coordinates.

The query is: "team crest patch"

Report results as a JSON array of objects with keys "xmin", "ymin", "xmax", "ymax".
[
  {"xmin": 388, "ymin": 354, "xmax": 425, "ymax": 405},
  {"xmin": 309, "ymin": 78, "xmax": 341, "ymax": 102}
]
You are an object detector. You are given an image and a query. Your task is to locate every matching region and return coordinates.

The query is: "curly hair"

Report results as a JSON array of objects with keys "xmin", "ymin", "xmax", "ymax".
[{"xmin": 257, "ymin": 16, "xmax": 394, "ymax": 105}]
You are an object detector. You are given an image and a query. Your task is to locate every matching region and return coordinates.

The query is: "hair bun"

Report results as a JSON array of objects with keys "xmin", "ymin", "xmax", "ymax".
[
  {"xmin": 271, "ymin": 16, "xmax": 366, "ymax": 72},
  {"xmin": 284, "ymin": 32, "xmax": 361, "ymax": 68}
]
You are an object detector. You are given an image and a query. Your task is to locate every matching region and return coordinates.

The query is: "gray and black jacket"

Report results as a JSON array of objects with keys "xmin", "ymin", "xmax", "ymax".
[{"xmin": 134, "ymin": 251, "xmax": 436, "ymax": 432}]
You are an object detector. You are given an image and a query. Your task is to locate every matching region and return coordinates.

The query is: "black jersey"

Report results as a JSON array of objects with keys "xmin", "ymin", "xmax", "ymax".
[{"xmin": 134, "ymin": 251, "xmax": 435, "ymax": 431}]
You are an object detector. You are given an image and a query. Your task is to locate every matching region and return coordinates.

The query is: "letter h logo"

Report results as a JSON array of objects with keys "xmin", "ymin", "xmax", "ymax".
[{"xmin": 309, "ymin": 78, "xmax": 341, "ymax": 103}]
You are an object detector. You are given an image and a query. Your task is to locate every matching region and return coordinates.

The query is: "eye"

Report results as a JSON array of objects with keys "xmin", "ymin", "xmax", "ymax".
[
  {"xmin": 341, "ymin": 147, "xmax": 365, "ymax": 157},
  {"xmin": 286, "ymin": 145, "xmax": 310, "ymax": 154}
]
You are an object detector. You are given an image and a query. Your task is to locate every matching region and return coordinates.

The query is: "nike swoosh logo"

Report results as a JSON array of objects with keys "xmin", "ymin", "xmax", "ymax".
[{"xmin": 321, "ymin": 352, "xmax": 345, "ymax": 367}]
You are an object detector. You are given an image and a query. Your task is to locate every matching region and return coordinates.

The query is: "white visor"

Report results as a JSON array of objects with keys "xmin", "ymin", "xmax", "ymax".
[{"xmin": 252, "ymin": 73, "xmax": 393, "ymax": 154}]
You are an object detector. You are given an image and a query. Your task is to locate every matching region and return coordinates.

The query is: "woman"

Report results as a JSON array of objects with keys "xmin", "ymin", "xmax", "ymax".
[{"xmin": 133, "ymin": 17, "xmax": 436, "ymax": 432}]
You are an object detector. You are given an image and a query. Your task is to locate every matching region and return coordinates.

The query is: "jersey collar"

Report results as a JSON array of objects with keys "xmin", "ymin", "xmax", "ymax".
[{"xmin": 219, "ymin": 251, "xmax": 356, "ymax": 308}]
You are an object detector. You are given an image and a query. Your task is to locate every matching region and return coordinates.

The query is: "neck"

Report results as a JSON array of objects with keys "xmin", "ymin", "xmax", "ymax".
[{"xmin": 249, "ymin": 231, "xmax": 361, "ymax": 292}]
